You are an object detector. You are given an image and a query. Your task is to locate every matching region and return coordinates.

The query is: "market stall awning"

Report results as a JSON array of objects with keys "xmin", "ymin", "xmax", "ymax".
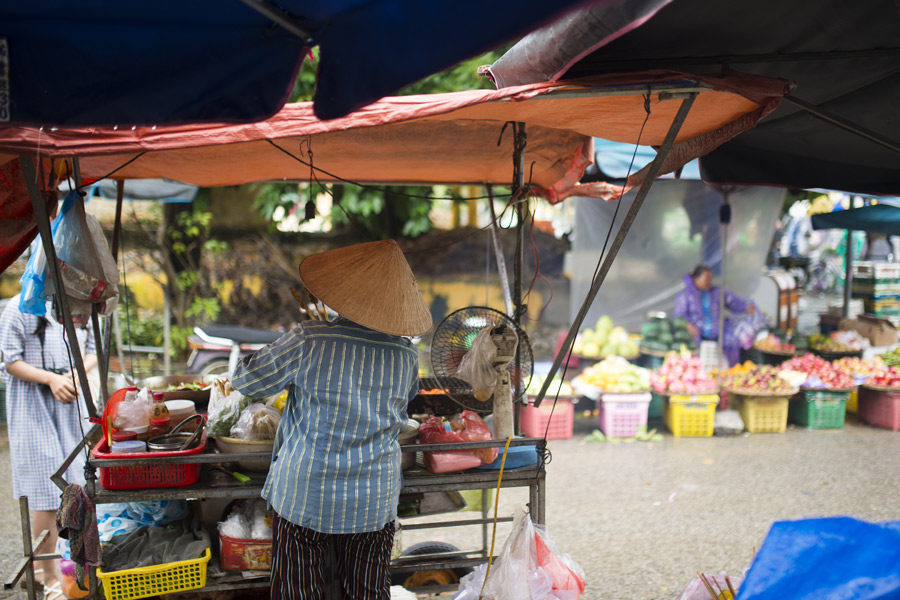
[
  {"xmin": 0, "ymin": 72, "xmax": 787, "ymax": 199},
  {"xmin": 0, "ymin": 0, "xmax": 592, "ymax": 124},
  {"xmin": 486, "ymin": 0, "xmax": 900, "ymax": 197},
  {"xmin": 811, "ymin": 202, "xmax": 900, "ymax": 235}
]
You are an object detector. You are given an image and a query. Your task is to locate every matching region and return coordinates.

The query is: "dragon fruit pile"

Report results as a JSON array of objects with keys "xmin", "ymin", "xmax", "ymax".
[
  {"xmin": 650, "ymin": 353, "xmax": 718, "ymax": 394},
  {"xmin": 779, "ymin": 353, "xmax": 854, "ymax": 389}
]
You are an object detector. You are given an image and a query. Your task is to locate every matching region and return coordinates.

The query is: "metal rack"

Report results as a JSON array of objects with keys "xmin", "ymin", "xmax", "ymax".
[{"xmin": 10, "ymin": 433, "xmax": 546, "ymax": 598}]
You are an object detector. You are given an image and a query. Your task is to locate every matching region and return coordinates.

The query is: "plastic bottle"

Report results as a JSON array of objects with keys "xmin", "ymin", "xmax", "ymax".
[
  {"xmin": 151, "ymin": 392, "xmax": 170, "ymax": 420},
  {"xmin": 148, "ymin": 416, "xmax": 171, "ymax": 439}
]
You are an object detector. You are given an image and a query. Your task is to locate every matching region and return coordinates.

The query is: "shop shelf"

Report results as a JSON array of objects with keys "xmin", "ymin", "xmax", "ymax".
[
  {"xmin": 788, "ymin": 389, "xmax": 849, "ymax": 429},
  {"xmin": 663, "ymin": 394, "xmax": 718, "ymax": 437},
  {"xmin": 97, "ymin": 547, "xmax": 210, "ymax": 600},
  {"xmin": 521, "ymin": 398, "xmax": 574, "ymax": 440},
  {"xmin": 598, "ymin": 393, "xmax": 651, "ymax": 438},
  {"xmin": 858, "ymin": 385, "xmax": 900, "ymax": 431},
  {"xmin": 732, "ymin": 393, "xmax": 790, "ymax": 433}
]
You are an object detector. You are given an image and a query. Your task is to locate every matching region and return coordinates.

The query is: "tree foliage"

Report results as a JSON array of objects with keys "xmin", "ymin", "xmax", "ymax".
[{"xmin": 256, "ymin": 47, "xmax": 508, "ymax": 239}]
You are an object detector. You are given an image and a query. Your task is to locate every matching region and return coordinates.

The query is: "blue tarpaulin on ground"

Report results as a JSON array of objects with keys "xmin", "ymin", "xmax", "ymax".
[
  {"xmin": 739, "ymin": 517, "xmax": 900, "ymax": 600},
  {"xmin": 0, "ymin": 0, "xmax": 588, "ymax": 125}
]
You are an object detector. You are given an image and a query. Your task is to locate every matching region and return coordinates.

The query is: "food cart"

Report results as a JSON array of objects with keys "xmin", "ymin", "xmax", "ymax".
[{"xmin": 0, "ymin": 71, "xmax": 787, "ymax": 598}]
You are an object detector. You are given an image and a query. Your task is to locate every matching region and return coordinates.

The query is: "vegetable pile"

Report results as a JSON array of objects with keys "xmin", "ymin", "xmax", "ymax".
[{"xmin": 880, "ymin": 348, "xmax": 900, "ymax": 368}]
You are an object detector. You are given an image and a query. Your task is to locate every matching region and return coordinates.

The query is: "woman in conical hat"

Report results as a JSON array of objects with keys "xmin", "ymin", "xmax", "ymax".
[{"xmin": 232, "ymin": 240, "xmax": 431, "ymax": 600}]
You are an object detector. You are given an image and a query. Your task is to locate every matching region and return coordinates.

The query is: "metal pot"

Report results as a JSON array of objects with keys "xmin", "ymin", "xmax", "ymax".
[{"xmin": 147, "ymin": 414, "xmax": 205, "ymax": 452}]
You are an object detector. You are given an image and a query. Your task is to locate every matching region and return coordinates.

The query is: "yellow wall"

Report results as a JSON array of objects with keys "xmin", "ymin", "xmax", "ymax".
[{"xmin": 418, "ymin": 276, "xmax": 543, "ymax": 320}]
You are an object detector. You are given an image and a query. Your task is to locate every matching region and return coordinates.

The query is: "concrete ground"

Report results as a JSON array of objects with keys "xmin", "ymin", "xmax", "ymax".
[{"xmin": 2, "ymin": 414, "xmax": 900, "ymax": 600}]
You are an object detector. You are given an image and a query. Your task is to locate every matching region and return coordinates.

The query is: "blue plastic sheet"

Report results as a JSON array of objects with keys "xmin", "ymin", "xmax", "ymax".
[{"xmin": 739, "ymin": 517, "xmax": 900, "ymax": 600}]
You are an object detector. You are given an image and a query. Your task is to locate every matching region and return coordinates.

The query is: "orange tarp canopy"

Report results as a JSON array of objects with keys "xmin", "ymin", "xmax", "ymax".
[{"xmin": 0, "ymin": 71, "xmax": 787, "ymax": 202}]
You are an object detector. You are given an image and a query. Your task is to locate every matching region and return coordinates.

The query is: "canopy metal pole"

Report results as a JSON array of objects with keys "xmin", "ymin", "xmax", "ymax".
[
  {"xmin": 718, "ymin": 191, "xmax": 732, "ymax": 369},
  {"xmin": 533, "ymin": 93, "xmax": 697, "ymax": 407},
  {"xmin": 486, "ymin": 185, "xmax": 514, "ymax": 317},
  {"xmin": 163, "ymin": 288, "xmax": 171, "ymax": 376},
  {"xmin": 783, "ymin": 96, "xmax": 900, "ymax": 157},
  {"xmin": 19, "ymin": 156, "xmax": 97, "ymax": 420},
  {"xmin": 844, "ymin": 229, "xmax": 854, "ymax": 317},
  {"xmin": 510, "ymin": 123, "xmax": 527, "ymax": 437},
  {"xmin": 100, "ymin": 180, "xmax": 124, "ymax": 399}
]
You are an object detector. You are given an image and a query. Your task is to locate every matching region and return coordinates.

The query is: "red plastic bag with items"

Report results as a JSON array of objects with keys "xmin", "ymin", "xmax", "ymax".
[{"xmin": 418, "ymin": 411, "xmax": 498, "ymax": 474}]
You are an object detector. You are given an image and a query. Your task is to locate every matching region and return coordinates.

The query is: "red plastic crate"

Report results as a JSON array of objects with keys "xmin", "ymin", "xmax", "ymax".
[
  {"xmin": 219, "ymin": 533, "xmax": 273, "ymax": 571},
  {"xmin": 858, "ymin": 386, "xmax": 900, "ymax": 431},
  {"xmin": 598, "ymin": 393, "xmax": 651, "ymax": 438},
  {"xmin": 91, "ymin": 432, "xmax": 208, "ymax": 490},
  {"xmin": 521, "ymin": 398, "xmax": 574, "ymax": 439}
]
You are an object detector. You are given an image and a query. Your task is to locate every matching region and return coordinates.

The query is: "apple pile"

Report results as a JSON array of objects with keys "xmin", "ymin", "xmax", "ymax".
[
  {"xmin": 833, "ymin": 356, "xmax": 886, "ymax": 376},
  {"xmin": 868, "ymin": 366, "xmax": 900, "ymax": 388},
  {"xmin": 651, "ymin": 353, "xmax": 718, "ymax": 394},
  {"xmin": 754, "ymin": 334, "xmax": 796, "ymax": 353},
  {"xmin": 779, "ymin": 353, "xmax": 854, "ymax": 389},
  {"xmin": 721, "ymin": 365, "xmax": 795, "ymax": 395}
]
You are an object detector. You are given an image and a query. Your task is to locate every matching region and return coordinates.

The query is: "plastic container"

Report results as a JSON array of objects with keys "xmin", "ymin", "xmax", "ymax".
[
  {"xmin": 598, "ymin": 393, "xmax": 651, "ymax": 438},
  {"xmin": 847, "ymin": 388, "xmax": 859, "ymax": 413},
  {"xmin": 96, "ymin": 547, "xmax": 210, "ymax": 600},
  {"xmin": 663, "ymin": 394, "xmax": 719, "ymax": 437},
  {"xmin": 853, "ymin": 261, "xmax": 900, "ymax": 280},
  {"xmin": 520, "ymin": 398, "xmax": 574, "ymax": 440},
  {"xmin": 148, "ymin": 416, "xmax": 171, "ymax": 439},
  {"xmin": 91, "ymin": 431, "xmax": 207, "ymax": 490},
  {"xmin": 218, "ymin": 534, "xmax": 273, "ymax": 571},
  {"xmin": 164, "ymin": 400, "xmax": 197, "ymax": 426},
  {"xmin": 110, "ymin": 441, "xmax": 147, "ymax": 454},
  {"xmin": 112, "ymin": 430, "xmax": 138, "ymax": 443},
  {"xmin": 788, "ymin": 389, "xmax": 849, "ymax": 429},
  {"xmin": 732, "ymin": 393, "xmax": 790, "ymax": 433},
  {"xmin": 858, "ymin": 385, "xmax": 900, "ymax": 431},
  {"xmin": 399, "ymin": 419, "xmax": 420, "ymax": 471}
]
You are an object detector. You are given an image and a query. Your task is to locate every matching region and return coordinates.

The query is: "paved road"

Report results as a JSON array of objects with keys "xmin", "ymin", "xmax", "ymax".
[{"xmin": 2, "ymin": 415, "xmax": 900, "ymax": 600}]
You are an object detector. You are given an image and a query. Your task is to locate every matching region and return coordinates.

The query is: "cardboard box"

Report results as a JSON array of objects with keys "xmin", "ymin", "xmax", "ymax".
[{"xmin": 838, "ymin": 316, "xmax": 899, "ymax": 347}]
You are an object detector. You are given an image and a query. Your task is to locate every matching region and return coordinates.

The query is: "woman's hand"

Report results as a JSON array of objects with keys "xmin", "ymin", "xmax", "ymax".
[
  {"xmin": 685, "ymin": 323, "xmax": 700, "ymax": 339},
  {"xmin": 47, "ymin": 372, "xmax": 77, "ymax": 404},
  {"xmin": 747, "ymin": 304, "xmax": 757, "ymax": 315}
]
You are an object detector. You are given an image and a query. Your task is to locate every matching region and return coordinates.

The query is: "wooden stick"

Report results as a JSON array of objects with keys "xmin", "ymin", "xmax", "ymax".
[
  {"xmin": 697, "ymin": 572, "xmax": 719, "ymax": 599},
  {"xmin": 725, "ymin": 575, "xmax": 737, "ymax": 596},
  {"xmin": 290, "ymin": 287, "xmax": 315, "ymax": 319}
]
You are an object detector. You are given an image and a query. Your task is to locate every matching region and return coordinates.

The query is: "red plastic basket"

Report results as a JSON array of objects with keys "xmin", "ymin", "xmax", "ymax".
[
  {"xmin": 91, "ymin": 432, "xmax": 208, "ymax": 490},
  {"xmin": 858, "ymin": 386, "xmax": 900, "ymax": 431},
  {"xmin": 521, "ymin": 398, "xmax": 574, "ymax": 440},
  {"xmin": 218, "ymin": 533, "xmax": 273, "ymax": 571}
]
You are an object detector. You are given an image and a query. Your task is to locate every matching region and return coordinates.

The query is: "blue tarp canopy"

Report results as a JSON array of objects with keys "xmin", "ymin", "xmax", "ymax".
[
  {"xmin": 811, "ymin": 202, "xmax": 900, "ymax": 235},
  {"xmin": 0, "ymin": 0, "xmax": 588, "ymax": 125}
]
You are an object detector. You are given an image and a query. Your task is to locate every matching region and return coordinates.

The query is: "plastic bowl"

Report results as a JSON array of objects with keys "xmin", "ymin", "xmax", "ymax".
[
  {"xmin": 214, "ymin": 436, "xmax": 275, "ymax": 472},
  {"xmin": 399, "ymin": 418, "xmax": 420, "ymax": 471}
]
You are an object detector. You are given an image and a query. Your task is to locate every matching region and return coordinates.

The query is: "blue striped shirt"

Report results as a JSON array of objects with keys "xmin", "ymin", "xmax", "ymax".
[{"xmin": 231, "ymin": 318, "xmax": 418, "ymax": 534}]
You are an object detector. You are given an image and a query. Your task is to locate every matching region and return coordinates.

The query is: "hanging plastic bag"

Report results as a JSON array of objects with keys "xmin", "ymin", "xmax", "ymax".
[
  {"xmin": 418, "ymin": 411, "xmax": 497, "ymax": 474},
  {"xmin": 43, "ymin": 193, "xmax": 119, "ymax": 325},
  {"xmin": 111, "ymin": 387, "xmax": 152, "ymax": 430},
  {"xmin": 206, "ymin": 377, "xmax": 250, "ymax": 437},
  {"xmin": 456, "ymin": 326, "xmax": 499, "ymax": 401},
  {"xmin": 229, "ymin": 402, "xmax": 281, "ymax": 441},
  {"xmin": 19, "ymin": 193, "xmax": 76, "ymax": 316}
]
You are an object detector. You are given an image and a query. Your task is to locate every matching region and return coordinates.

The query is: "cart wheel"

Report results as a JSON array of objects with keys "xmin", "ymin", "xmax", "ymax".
[
  {"xmin": 198, "ymin": 358, "xmax": 230, "ymax": 377},
  {"xmin": 391, "ymin": 541, "xmax": 471, "ymax": 590}
]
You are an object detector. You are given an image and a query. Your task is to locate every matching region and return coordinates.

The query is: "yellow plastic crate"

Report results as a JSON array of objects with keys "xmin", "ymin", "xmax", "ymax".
[
  {"xmin": 733, "ymin": 394, "xmax": 790, "ymax": 433},
  {"xmin": 97, "ymin": 548, "xmax": 210, "ymax": 600},
  {"xmin": 847, "ymin": 388, "xmax": 858, "ymax": 414},
  {"xmin": 664, "ymin": 394, "xmax": 719, "ymax": 437}
]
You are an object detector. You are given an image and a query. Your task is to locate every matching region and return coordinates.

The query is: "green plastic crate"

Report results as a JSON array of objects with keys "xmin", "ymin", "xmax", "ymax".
[
  {"xmin": 788, "ymin": 389, "xmax": 848, "ymax": 429},
  {"xmin": 648, "ymin": 392, "xmax": 664, "ymax": 420}
]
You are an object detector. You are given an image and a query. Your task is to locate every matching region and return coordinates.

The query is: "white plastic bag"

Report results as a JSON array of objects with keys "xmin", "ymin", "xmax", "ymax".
[
  {"xmin": 456, "ymin": 326, "xmax": 498, "ymax": 402},
  {"xmin": 111, "ymin": 388, "xmax": 152, "ymax": 430},
  {"xmin": 455, "ymin": 511, "xmax": 585, "ymax": 600},
  {"xmin": 206, "ymin": 377, "xmax": 249, "ymax": 437},
  {"xmin": 229, "ymin": 402, "xmax": 281, "ymax": 441}
]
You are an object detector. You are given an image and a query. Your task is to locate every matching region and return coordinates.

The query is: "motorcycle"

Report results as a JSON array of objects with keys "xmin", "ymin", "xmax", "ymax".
[{"xmin": 186, "ymin": 325, "xmax": 283, "ymax": 376}]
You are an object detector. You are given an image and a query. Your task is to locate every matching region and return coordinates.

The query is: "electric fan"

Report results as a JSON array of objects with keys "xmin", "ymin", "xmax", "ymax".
[{"xmin": 430, "ymin": 307, "xmax": 533, "ymax": 437}]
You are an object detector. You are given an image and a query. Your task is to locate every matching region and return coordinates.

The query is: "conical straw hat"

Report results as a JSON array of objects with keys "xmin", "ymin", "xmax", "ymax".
[{"xmin": 299, "ymin": 240, "xmax": 433, "ymax": 337}]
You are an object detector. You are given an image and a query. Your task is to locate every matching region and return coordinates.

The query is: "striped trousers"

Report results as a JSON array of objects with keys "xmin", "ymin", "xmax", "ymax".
[{"xmin": 270, "ymin": 513, "xmax": 395, "ymax": 600}]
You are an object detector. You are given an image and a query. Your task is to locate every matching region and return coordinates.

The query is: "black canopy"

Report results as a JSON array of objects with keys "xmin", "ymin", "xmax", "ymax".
[{"xmin": 488, "ymin": 0, "xmax": 900, "ymax": 196}]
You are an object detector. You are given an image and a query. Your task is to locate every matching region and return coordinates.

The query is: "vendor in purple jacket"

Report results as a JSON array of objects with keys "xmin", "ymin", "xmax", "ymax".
[{"xmin": 673, "ymin": 265, "xmax": 756, "ymax": 365}]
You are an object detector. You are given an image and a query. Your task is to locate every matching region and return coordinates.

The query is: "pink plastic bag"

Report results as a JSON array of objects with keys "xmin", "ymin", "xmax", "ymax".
[{"xmin": 418, "ymin": 411, "xmax": 498, "ymax": 474}]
